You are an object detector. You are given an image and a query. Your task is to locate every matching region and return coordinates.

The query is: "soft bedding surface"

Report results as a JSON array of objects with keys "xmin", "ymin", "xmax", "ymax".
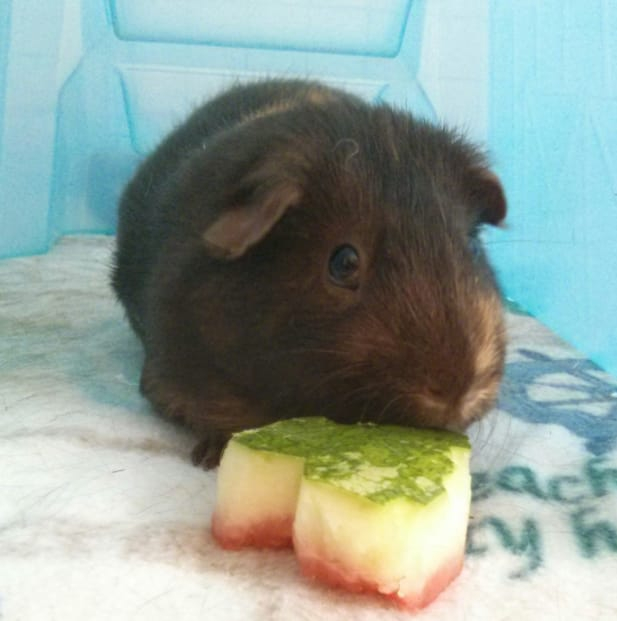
[{"xmin": 1, "ymin": 236, "xmax": 617, "ymax": 620}]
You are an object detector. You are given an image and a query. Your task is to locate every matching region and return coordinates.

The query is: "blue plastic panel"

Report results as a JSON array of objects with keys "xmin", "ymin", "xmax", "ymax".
[
  {"xmin": 0, "ymin": 0, "xmax": 433, "ymax": 259},
  {"xmin": 110, "ymin": 0, "xmax": 411, "ymax": 56},
  {"xmin": 1, "ymin": 0, "xmax": 615, "ymax": 376},
  {"xmin": 487, "ymin": 0, "xmax": 617, "ymax": 375},
  {"xmin": 118, "ymin": 67, "xmax": 389, "ymax": 156},
  {"xmin": 0, "ymin": 2, "xmax": 67, "ymax": 258}
]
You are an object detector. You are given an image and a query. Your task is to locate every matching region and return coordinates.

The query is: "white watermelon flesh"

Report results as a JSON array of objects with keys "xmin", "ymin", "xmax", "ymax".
[
  {"xmin": 211, "ymin": 442, "xmax": 303, "ymax": 548},
  {"xmin": 211, "ymin": 418, "xmax": 471, "ymax": 610}
]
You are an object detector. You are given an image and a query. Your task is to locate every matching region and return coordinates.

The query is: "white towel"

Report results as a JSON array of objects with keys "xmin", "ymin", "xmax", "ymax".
[{"xmin": 1, "ymin": 236, "xmax": 616, "ymax": 620}]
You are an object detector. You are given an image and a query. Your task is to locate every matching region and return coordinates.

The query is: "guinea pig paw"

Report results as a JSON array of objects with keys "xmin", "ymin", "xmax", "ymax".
[{"xmin": 191, "ymin": 431, "xmax": 231, "ymax": 469}]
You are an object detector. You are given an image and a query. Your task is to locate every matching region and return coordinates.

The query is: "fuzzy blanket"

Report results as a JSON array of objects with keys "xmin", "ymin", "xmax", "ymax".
[{"xmin": 1, "ymin": 236, "xmax": 617, "ymax": 620}]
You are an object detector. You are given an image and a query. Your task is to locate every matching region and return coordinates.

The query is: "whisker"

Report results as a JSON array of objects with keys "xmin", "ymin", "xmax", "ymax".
[
  {"xmin": 302, "ymin": 362, "xmax": 368, "ymax": 395},
  {"xmin": 375, "ymin": 394, "xmax": 407, "ymax": 424}
]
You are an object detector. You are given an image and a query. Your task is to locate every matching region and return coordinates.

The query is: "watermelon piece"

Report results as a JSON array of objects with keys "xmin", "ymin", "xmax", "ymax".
[
  {"xmin": 211, "ymin": 418, "xmax": 471, "ymax": 610},
  {"xmin": 211, "ymin": 440, "xmax": 304, "ymax": 548}
]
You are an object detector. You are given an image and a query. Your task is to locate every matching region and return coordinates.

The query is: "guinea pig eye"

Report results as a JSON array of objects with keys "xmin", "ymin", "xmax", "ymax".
[{"xmin": 328, "ymin": 244, "xmax": 360, "ymax": 289}]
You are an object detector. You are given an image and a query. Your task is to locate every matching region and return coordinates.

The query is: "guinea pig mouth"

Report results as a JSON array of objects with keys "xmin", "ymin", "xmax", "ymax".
[
  {"xmin": 408, "ymin": 397, "xmax": 455, "ymax": 430},
  {"xmin": 351, "ymin": 392, "xmax": 453, "ymax": 430},
  {"xmin": 379, "ymin": 381, "xmax": 500, "ymax": 432}
]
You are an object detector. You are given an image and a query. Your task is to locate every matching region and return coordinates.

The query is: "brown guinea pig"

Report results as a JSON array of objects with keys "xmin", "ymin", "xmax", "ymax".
[{"xmin": 111, "ymin": 78, "xmax": 507, "ymax": 468}]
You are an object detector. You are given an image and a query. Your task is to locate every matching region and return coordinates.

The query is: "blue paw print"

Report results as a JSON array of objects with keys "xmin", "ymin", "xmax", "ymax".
[{"xmin": 498, "ymin": 349, "xmax": 617, "ymax": 456}]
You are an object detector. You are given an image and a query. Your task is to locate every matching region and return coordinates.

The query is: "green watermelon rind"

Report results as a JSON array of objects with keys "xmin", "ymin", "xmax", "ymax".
[{"xmin": 231, "ymin": 417, "xmax": 470, "ymax": 505}]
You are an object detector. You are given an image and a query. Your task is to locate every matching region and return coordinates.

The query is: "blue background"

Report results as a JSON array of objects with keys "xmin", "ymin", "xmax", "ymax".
[{"xmin": 0, "ymin": 0, "xmax": 615, "ymax": 376}]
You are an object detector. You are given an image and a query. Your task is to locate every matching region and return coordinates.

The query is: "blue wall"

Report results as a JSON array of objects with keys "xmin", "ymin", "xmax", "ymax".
[
  {"xmin": 0, "ymin": 0, "xmax": 615, "ymax": 375},
  {"xmin": 487, "ymin": 0, "xmax": 617, "ymax": 375},
  {"xmin": 0, "ymin": 0, "xmax": 430, "ymax": 259}
]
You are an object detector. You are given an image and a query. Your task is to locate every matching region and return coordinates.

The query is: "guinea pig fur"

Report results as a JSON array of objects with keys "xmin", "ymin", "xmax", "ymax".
[{"xmin": 111, "ymin": 79, "xmax": 507, "ymax": 468}]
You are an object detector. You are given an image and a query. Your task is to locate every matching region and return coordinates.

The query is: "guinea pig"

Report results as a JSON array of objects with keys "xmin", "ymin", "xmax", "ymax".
[{"xmin": 111, "ymin": 78, "xmax": 507, "ymax": 468}]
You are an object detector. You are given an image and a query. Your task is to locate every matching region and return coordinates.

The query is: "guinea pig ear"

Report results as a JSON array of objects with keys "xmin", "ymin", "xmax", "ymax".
[
  {"xmin": 468, "ymin": 169, "xmax": 507, "ymax": 226},
  {"xmin": 202, "ymin": 181, "xmax": 301, "ymax": 260}
]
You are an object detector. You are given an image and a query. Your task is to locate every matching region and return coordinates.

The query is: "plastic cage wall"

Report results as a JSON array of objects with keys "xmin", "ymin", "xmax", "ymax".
[{"xmin": 0, "ymin": 0, "xmax": 615, "ymax": 375}]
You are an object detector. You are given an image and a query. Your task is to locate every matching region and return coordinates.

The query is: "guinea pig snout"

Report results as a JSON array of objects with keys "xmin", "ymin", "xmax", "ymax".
[
  {"xmin": 405, "ymin": 296, "xmax": 506, "ymax": 430},
  {"xmin": 434, "ymin": 375, "xmax": 501, "ymax": 426},
  {"xmin": 413, "ymin": 376, "xmax": 472, "ymax": 427},
  {"xmin": 412, "ymin": 367, "xmax": 502, "ymax": 431}
]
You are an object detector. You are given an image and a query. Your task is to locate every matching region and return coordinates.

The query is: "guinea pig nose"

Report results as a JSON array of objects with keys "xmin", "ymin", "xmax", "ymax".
[
  {"xmin": 423, "ymin": 381, "xmax": 447, "ymax": 399},
  {"xmin": 413, "ymin": 389, "xmax": 450, "ymax": 424}
]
